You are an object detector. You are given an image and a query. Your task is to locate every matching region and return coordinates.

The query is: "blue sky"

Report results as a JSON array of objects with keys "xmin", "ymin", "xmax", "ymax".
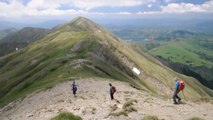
[{"xmin": 0, "ymin": 0, "xmax": 213, "ymax": 23}]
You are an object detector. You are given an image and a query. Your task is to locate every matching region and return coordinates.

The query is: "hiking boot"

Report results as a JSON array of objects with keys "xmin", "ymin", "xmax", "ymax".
[{"xmin": 174, "ymin": 102, "xmax": 178, "ymax": 104}]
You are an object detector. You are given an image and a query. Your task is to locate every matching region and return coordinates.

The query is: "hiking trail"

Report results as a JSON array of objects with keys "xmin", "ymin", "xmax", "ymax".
[{"xmin": 0, "ymin": 78, "xmax": 212, "ymax": 120}]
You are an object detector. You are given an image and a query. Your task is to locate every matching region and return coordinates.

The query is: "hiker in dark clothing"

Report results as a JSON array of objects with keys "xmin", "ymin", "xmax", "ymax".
[
  {"xmin": 109, "ymin": 83, "xmax": 114, "ymax": 100},
  {"xmin": 109, "ymin": 83, "xmax": 116, "ymax": 100},
  {"xmin": 71, "ymin": 81, "xmax": 77, "ymax": 96},
  {"xmin": 173, "ymin": 78, "xmax": 181, "ymax": 104}
]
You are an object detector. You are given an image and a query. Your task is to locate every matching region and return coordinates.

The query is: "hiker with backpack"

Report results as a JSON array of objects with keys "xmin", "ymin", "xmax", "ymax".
[
  {"xmin": 71, "ymin": 80, "xmax": 77, "ymax": 96},
  {"xmin": 173, "ymin": 77, "xmax": 185, "ymax": 104},
  {"xmin": 109, "ymin": 83, "xmax": 116, "ymax": 100}
]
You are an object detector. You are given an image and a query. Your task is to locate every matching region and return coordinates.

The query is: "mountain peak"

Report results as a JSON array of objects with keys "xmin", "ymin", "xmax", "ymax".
[
  {"xmin": 54, "ymin": 16, "xmax": 103, "ymax": 32},
  {"xmin": 72, "ymin": 16, "xmax": 90, "ymax": 22}
]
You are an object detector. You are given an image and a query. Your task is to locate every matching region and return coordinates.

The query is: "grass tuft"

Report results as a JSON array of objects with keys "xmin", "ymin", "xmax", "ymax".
[
  {"xmin": 142, "ymin": 115, "xmax": 160, "ymax": 120},
  {"xmin": 91, "ymin": 107, "xmax": 96, "ymax": 114},
  {"xmin": 51, "ymin": 112, "xmax": 83, "ymax": 120},
  {"xmin": 109, "ymin": 111, "xmax": 128, "ymax": 117},
  {"xmin": 108, "ymin": 99, "xmax": 137, "ymax": 117},
  {"xmin": 187, "ymin": 117, "xmax": 204, "ymax": 120},
  {"xmin": 122, "ymin": 99, "xmax": 137, "ymax": 110}
]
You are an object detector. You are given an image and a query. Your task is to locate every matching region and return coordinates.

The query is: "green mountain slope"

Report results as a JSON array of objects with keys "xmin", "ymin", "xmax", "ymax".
[
  {"xmin": 0, "ymin": 27, "xmax": 49, "ymax": 57},
  {"xmin": 0, "ymin": 17, "xmax": 212, "ymax": 107},
  {"xmin": 138, "ymin": 32, "xmax": 213, "ymax": 89},
  {"xmin": 0, "ymin": 28, "xmax": 18, "ymax": 40}
]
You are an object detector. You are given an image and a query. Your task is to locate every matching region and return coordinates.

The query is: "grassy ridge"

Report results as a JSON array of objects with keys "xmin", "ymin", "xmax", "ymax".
[
  {"xmin": 0, "ymin": 23, "xmax": 136, "ymax": 107},
  {"xmin": 0, "ymin": 35, "xmax": 74, "ymax": 106},
  {"xmin": 0, "ymin": 17, "xmax": 213, "ymax": 108}
]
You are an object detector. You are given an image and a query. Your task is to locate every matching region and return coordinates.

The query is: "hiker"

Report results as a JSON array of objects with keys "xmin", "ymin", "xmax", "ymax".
[
  {"xmin": 71, "ymin": 80, "xmax": 77, "ymax": 96},
  {"xmin": 173, "ymin": 78, "xmax": 182, "ymax": 104},
  {"xmin": 109, "ymin": 83, "xmax": 116, "ymax": 100}
]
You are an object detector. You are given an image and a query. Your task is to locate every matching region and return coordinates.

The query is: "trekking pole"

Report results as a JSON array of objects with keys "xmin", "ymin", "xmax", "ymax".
[{"xmin": 182, "ymin": 90, "xmax": 186, "ymax": 100}]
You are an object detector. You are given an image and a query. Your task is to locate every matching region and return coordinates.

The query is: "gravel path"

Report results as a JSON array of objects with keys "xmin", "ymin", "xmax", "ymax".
[{"xmin": 0, "ymin": 78, "xmax": 213, "ymax": 120}]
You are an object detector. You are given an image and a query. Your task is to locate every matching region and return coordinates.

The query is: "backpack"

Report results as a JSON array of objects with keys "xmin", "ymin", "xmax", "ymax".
[
  {"xmin": 179, "ymin": 80, "xmax": 185, "ymax": 91},
  {"xmin": 73, "ymin": 85, "xmax": 77, "ymax": 92},
  {"xmin": 112, "ymin": 86, "xmax": 116, "ymax": 93}
]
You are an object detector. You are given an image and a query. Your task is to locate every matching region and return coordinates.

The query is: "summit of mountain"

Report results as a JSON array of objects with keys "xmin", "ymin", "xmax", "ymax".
[
  {"xmin": 51, "ymin": 16, "xmax": 120, "ymax": 45},
  {"xmin": 0, "ymin": 17, "xmax": 212, "ymax": 109},
  {"xmin": 53, "ymin": 17, "xmax": 102, "ymax": 32}
]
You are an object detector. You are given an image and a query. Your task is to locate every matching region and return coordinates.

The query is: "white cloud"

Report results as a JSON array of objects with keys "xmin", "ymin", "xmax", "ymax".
[
  {"xmin": 0, "ymin": 0, "xmax": 213, "ymax": 19},
  {"xmin": 0, "ymin": 0, "xmax": 26, "ymax": 17},
  {"xmin": 0, "ymin": 0, "xmax": 157, "ymax": 18},
  {"xmin": 72, "ymin": 0, "xmax": 156, "ymax": 10},
  {"xmin": 164, "ymin": 0, "xmax": 173, "ymax": 3},
  {"xmin": 27, "ymin": 0, "xmax": 61, "ymax": 9},
  {"xmin": 0, "ymin": 0, "xmax": 88, "ymax": 17},
  {"xmin": 161, "ymin": 3, "xmax": 205, "ymax": 13},
  {"xmin": 137, "ymin": 11, "xmax": 159, "ymax": 15},
  {"xmin": 137, "ymin": 0, "xmax": 213, "ymax": 15},
  {"xmin": 117, "ymin": 12, "xmax": 132, "ymax": 15},
  {"xmin": 25, "ymin": 9, "xmax": 88, "ymax": 16},
  {"xmin": 147, "ymin": 4, "xmax": 153, "ymax": 8},
  {"xmin": 162, "ymin": 1, "xmax": 213, "ymax": 13}
]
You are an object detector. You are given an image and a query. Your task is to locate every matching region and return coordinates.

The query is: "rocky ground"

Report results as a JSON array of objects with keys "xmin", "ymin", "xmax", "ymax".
[{"xmin": 0, "ymin": 78, "xmax": 213, "ymax": 120}]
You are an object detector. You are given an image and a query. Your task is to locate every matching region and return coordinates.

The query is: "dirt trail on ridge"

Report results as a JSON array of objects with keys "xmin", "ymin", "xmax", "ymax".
[{"xmin": 0, "ymin": 78, "xmax": 213, "ymax": 120}]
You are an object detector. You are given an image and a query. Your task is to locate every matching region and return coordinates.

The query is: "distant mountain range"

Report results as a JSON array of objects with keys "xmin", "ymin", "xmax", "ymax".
[
  {"xmin": 1, "ymin": 18, "xmax": 213, "ymax": 33},
  {"xmin": 0, "ymin": 20, "xmax": 66, "ymax": 30},
  {"xmin": 0, "ymin": 28, "xmax": 18, "ymax": 40},
  {"xmin": 0, "ymin": 27, "xmax": 49, "ymax": 57}
]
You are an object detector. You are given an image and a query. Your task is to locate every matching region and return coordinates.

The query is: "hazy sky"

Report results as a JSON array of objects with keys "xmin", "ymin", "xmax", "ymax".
[{"xmin": 0, "ymin": 0, "xmax": 213, "ymax": 23}]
